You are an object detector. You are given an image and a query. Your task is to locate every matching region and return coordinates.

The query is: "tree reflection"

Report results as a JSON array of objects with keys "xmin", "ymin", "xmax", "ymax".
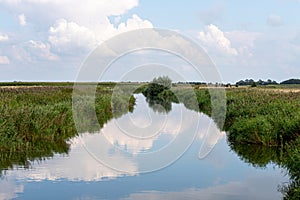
[
  {"xmin": 229, "ymin": 141, "xmax": 300, "ymax": 199},
  {"xmin": 142, "ymin": 83, "xmax": 178, "ymax": 114},
  {"xmin": 229, "ymin": 143, "xmax": 283, "ymax": 168}
]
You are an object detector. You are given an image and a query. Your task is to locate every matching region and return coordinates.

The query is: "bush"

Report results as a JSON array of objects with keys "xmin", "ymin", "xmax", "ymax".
[{"xmin": 152, "ymin": 76, "xmax": 172, "ymax": 89}]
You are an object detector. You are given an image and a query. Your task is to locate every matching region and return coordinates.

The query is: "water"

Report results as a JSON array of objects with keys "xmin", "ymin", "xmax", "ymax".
[{"xmin": 0, "ymin": 94, "xmax": 289, "ymax": 199}]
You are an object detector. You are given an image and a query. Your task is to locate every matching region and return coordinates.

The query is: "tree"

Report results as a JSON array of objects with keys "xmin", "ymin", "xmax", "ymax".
[
  {"xmin": 236, "ymin": 78, "xmax": 278, "ymax": 86},
  {"xmin": 152, "ymin": 76, "xmax": 172, "ymax": 89},
  {"xmin": 280, "ymin": 79, "xmax": 300, "ymax": 84},
  {"xmin": 251, "ymin": 82, "xmax": 257, "ymax": 87},
  {"xmin": 142, "ymin": 76, "xmax": 177, "ymax": 113}
]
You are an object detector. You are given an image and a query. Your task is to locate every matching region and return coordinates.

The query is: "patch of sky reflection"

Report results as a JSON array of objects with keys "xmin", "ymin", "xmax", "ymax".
[{"xmin": 0, "ymin": 94, "xmax": 288, "ymax": 200}]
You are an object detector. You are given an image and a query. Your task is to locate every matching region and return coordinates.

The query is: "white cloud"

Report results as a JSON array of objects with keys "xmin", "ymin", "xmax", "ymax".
[
  {"xmin": 0, "ymin": 0, "xmax": 144, "ymax": 57},
  {"xmin": 122, "ymin": 174, "xmax": 285, "ymax": 200},
  {"xmin": 4, "ymin": 135, "xmax": 137, "ymax": 182},
  {"xmin": 2, "ymin": 94, "xmax": 223, "ymax": 181},
  {"xmin": 101, "ymin": 94, "xmax": 184, "ymax": 154},
  {"xmin": 267, "ymin": 14, "xmax": 284, "ymax": 27},
  {"xmin": 48, "ymin": 14, "xmax": 152, "ymax": 54},
  {"xmin": 226, "ymin": 31, "xmax": 261, "ymax": 58},
  {"xmin": 48, "ymin": 19, "xmax": 97, "ymax": 53},
  {"xmin": 0, "ymin": 56, "xmax": 10, "ymax": 64},
  {"xmin": 198, "ymin": 24, "xmax": 238, "ymax": 56},
  {"xmin": 117, "ymin": 14, "xmax": 153, "ymax": 32},
  {"xmin": 0, "ymin": 177, "xmax": 24, "ymax": 200},
  {"xmin": 28, "ymin": 40, "xmax": 58, "ymax": 60},
  {"xmin": 13, "ymin": 40, "xmax": 58, "ymax": 62},
  {"xmin": 0, "ymin": 33, "xmax": 9, "ymax": 42},
  {"xmin": 18, "ymin": 14, "xmax": 27, "ymax": 26},
  {"xmin": 0, "ymin": 0, "xmax": 139, "ymax": 27}
]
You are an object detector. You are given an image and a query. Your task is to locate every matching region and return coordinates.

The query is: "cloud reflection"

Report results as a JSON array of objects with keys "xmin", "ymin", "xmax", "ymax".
[
  {"xmin": 121, "ymin": 173, "xmax": 284, "ymax": 200},
  {"xmin": 3, "ymin": 94, "xmax": 224, "ymax": 182},
  {"xmin": 0, "ymin": 176, "xmax": 24, "ymax": 200}
]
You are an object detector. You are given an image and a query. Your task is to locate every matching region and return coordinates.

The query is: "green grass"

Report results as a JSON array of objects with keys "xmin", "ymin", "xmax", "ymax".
[
  {"xmin": 191, "ymin": 87, "xmax": 300, "ymax": 146},
  {"xmin": 0, "ymin": 84, "xmax": 134, "ymax": 173},
  {"xmin": 0, "ymin": 81, "xmax": 118, "ymax": 87},
  {"xmin": 225, "ymin": 88, "xmax": 300, "ymax": 146},
  {"xmin": 0, "ymin": 82, "xmax": 74, "ymax": 87},
  {"xmin": 193, "ymin": 87, "xmax": 300, "ymax": 199}
]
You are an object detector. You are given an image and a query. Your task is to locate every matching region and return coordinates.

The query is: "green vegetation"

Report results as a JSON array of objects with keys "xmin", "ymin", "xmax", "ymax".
[
  {"xmin": 281, "ymin": 138, "xmax": 300, "ymax": 200},
  {"xmin": 142, "ymin": 77, "xmax": 178, "ymax": 113},
  {"xmin": 193, "ymin": 86, "xmax": 300, "ymax": 199},
  {"xmin": 235, "ymin": 78, "xmax": 300, "ymax": 86},
  {"xmin": 140, "ymin": 79, "xmax": 299, "ymax": 147},
  {"xmin": 152, "ymin": 76, "xmax": 172, "ymax": 89},
  {"xmin": 0, "ymin": 84, "xmax": 134, "ymax": 173},
  {"xmin": 0, "ymin": 82, "xmax": 75, "ymax": 87},
  {"xmin": 141, "ymin": 80, "xmax": 299, "ymax": 199},
  {"xmin": 236, "ymin": 78, "xmax": 278, "ymax": 86},
  {"xmin": 281, "ymin": 79, "xmax": 300, "ymax": 85},
  {"xmin": 230, "ymin": 139, "xmax": 300, "ymax": 199},
  {"xmin": 225, "ymin": 88, "xmax": 300, "ymax": 146},
  {"xmin": 187, "ymin": 87, "xmax": 300, "ymax": 146},
  {"xmin": 0, "ymin": 86, "xmax": 75, "ymax": 172},
  {"xmin": 0, "ymin": 80, "xmax": 299, "ymax": 199}
]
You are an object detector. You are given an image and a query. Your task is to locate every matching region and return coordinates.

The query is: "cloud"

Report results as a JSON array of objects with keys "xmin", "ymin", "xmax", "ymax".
[
  {"xmin": 2, "ymin": 93, "xmax": 223, "ymax": 181},
  {"xmin": 18, "ymin": 14, "xmax": 27, "ymax": 26},
  {"xmin": 13, "ymin": 40, "xmax": 58, "ymax": 62},
  {"xmin": 0, "ymin": 55, "xmax": 10, "ymax": 64},
  {"xmin": 198, "ymin": 24, "xmax": 238, "ymax": 56},
  {"xmin": 28, "ymin": 40, "xmax": 58, "ymax": 60},
  {"xmin": 0, "ymin": 177, "xmax": 24, "ymax": 200},
  {"xmin": 117, "ymin": 14, "xmax": 153, "ymax": 31},
  {"xmin": 122, "ymin": 174, "xmax": 284, "ymax": 200},
  {"xmin": 48, "ymin": 19, "xmax": 98, "ymax": 53},
  {"xmin": 48, "ymin": 14, "xmax": 152, "ymax": 54},
  {"xmin": 226, "ymin": 31, "xmax": 261, "ymax": 58},
  {"xmin": 0, "ymin": 33, "xmax": 9, "ymax": 42},
  {"xmin": 267, "ymin": 14, "xmax": 284, "ymax": 27},
  {"xmin": 101, "ymin": 94, "xmax": 184, "ymax": 154},
  {"xmin": 5, "ymin": 135, "xmax": 137, "ymax": 182},
  {"xmin": 0, "ymin": 0, "xmax": 139, "ymax": 28},
  {"xmin": 0, "ymin": 0, "xmax": 152, "ymax": 60},
  {"xmin": 48, "ymin": 14, "xmax": 153, "ymax": 53}
]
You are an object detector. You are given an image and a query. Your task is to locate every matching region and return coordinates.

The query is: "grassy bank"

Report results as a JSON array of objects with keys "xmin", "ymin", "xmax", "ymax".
[
  {"xmin": 192, "ymin": 87, "xmax": 300, "ymax": 146},
  {"xmin": 1, "ymin": 83, "xmax": 299, "ymax": 148},
  {"xmin": 230, "ymin": 137, "xmax": 300, "ymax": 199},
  {"xmin": 193, "ymin": 86, "xmax": 300, "ymax": 199},
  {"xmin": 225, "ymin": 88, "xmax": 300, "ymax": 146},
  {"xmin": 0, "ymin": 84, "xmax": 134, "ymax": 172},
  {"xmin": 138, "ymin": 83, "xmax": 300, "ymax": 198}
]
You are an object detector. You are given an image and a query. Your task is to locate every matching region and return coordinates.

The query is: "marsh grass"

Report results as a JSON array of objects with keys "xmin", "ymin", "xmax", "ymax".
[
  {"xmin": 0, "ymin": 84, "xmax": 134, "ymax": 173},
  {"xmin": 1, "ymin": 83, "xmax": 299, "ymax": 198},
  {"xmin": 192, "ymin": 86, "xmax": 300, "ymax": 199},
  {"xmin": 225, "ymin": 88, "xmax": 300, "ymax": 146}
]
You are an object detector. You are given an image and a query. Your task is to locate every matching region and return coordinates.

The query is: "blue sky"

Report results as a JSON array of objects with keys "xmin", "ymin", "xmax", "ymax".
[{"xmin": 0, "ymin": 0, "xmax": 300, "ymax": 83}]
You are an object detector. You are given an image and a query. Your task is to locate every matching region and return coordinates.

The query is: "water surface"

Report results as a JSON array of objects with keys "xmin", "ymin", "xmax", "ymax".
[{"xmin": 0, "ymin": 94, "xmax": 288, "ymax": 199}]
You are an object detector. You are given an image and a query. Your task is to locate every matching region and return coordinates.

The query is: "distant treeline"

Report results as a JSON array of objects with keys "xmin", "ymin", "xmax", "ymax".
[
  {"xmin": 177, "ymin": 78, "xmax": 300, "ymax": 86},
  {"xmin": 0, "ymin": 81, "xmax": 74, "ymax": 86},
  {"xmin": 177, "ymin": 81, "xmax": 206, "ymax": 85},
  {"xmin": 236, "ymin": 79, "xmax": 278, "ymax": 86},
  {"xmin": 280, "ymin": 79, "xmax": 300, "ymax": 84},
  {"xmin": 236, "ymin": 78, "xmax": 300, "ymax": 86}
]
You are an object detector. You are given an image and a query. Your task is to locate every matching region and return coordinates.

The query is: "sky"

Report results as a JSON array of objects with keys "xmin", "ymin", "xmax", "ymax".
[{"xmin": 0, "ymin": 0, "xmax": 300, "ymax": 83}]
